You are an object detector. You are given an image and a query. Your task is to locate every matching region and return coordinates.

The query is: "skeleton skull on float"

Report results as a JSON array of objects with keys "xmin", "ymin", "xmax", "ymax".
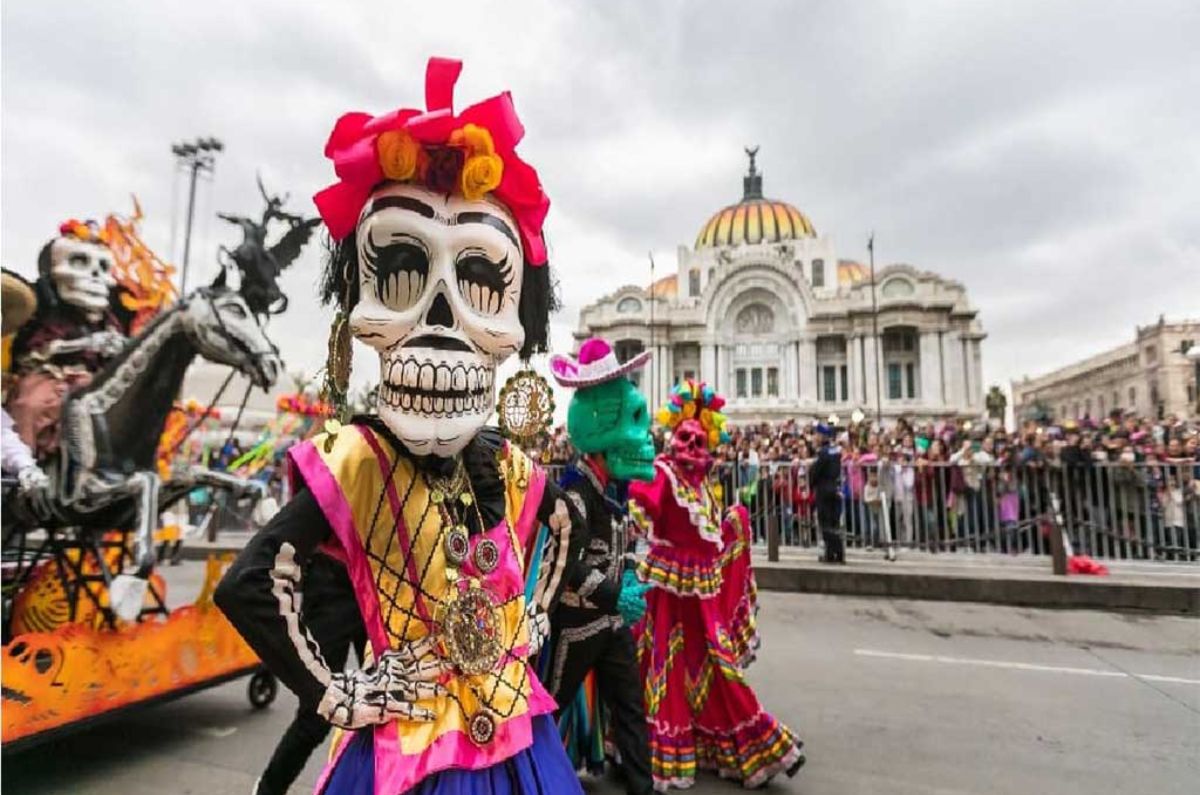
[
  {"xmin": 349, "ymin": 183, "xmax": 525, "ymax": 457},
  {"xmin": 48, "ymin": 236, "xmax": 115, "ymax": 322}
]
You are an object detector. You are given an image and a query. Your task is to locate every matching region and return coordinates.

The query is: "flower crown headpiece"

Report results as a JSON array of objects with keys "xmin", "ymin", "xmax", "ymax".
[
  {"xmin": 656, "ymin": 379, "xmax": 731, "ymax": 450},
  {"xmin": 314, "ymin": 57, "xmax": 550, "ymax": 266},
  {"xmin": 58, "ymin": 219, "xmax": 111, "ymax": 246}
]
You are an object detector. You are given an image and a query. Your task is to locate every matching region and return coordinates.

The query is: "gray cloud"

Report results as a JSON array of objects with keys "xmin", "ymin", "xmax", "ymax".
[{"xmin": 4, "ymin": 0, "xmax": 1197, "ymax": 400}]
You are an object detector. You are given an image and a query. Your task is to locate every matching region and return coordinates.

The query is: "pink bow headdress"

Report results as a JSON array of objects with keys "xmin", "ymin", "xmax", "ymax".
[{"xmin": 313, "ymin": 57, "xmax": 550, "ymax": 266}]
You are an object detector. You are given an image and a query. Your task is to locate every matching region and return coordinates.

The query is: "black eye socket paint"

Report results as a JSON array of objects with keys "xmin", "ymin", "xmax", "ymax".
[
  {"xmin": 455, "ymin": 251, "xmax": 513, "ymax": 315},
  {"xmin": 363, "ymin": 234, "xmax": 430, "ymax": 310}
]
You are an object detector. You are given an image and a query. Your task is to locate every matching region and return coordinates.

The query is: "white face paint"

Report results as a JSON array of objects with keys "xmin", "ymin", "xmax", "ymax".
[
  {"xmin": 49, "ymin": 237, "xmax": 115, "ymax": 322},
  {"xmin": 349, "ymin": 183, "xmax": 525, "ymax": 458}
]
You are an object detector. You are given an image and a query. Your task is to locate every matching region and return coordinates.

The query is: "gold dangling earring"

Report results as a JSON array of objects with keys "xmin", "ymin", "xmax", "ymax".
[
  {"xmin": 322, "ymin": 279, "xmax": 353, "ymax": 423},
  {"xmin": 496, "ymin": 358, "xmax": 555, "ymax": 451}
]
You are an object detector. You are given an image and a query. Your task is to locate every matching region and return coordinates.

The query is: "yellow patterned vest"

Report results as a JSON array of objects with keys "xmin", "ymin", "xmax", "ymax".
[{"xmin": 291, "ymin": 423, "xmax": 556, "ymax": 793}]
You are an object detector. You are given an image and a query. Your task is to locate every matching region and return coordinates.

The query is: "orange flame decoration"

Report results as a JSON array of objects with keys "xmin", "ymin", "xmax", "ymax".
[
  {"xmin": 155, "ymin": 400, "xmax": 223, "ymax": 478},
  {"xmin": 1, "ymin": 555, "xmax": 259, "ymax": 744},
  {"xmin": 104, "ymin": 197, "xmax": 178, "ymax": 335}
]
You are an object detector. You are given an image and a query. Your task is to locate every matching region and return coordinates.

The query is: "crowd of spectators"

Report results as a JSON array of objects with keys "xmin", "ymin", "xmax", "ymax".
[{"xmin": 531, "ymin": 411, "xmax": 1200, "ymax": 561}]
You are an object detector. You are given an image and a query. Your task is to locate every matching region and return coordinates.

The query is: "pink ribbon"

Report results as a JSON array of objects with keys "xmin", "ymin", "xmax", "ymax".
[{"xmin": 313, "ymin": 57, "xmax": 550, "ymax": 266}]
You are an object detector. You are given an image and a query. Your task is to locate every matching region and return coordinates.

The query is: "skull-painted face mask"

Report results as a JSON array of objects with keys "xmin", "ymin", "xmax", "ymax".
[
  {"xmin": 349, "ymin": 182, "xmax": 525, "ymax": 457},
  {"xmin": 567, "ymin": 378, "xmax": 655, "ymax": 483},
  {"xmin": 670, "ymin": 419, "xmax": 713, "ymax": 482},
  {"xmin": 49, "ymin": 237, "xmax": 115, "ymax": 322}
]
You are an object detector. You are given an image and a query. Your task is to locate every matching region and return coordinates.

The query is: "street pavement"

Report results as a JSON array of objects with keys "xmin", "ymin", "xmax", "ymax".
[{"xmin": 4, "ymin": 561, "xmax": 1198, "ymax": 794}]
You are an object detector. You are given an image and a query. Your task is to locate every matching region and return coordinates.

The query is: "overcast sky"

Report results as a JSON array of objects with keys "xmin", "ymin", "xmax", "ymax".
[{"xmin": 3, "ymin": 0, "xmax": 1198, "ymax": 405}]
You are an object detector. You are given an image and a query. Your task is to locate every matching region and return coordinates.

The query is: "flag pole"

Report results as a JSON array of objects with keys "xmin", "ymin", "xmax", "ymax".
[
  {"xmin": 869, "ymin": 232, "xmax": 883, "ymax": 426},
  {"xmin": 649, "ymin": 252, "xmax": 657, "ymax": 410}
]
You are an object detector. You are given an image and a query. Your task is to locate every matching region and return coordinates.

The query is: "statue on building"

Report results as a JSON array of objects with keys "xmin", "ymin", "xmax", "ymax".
[{"xmin": 218, "ymin": 176, "xmax": 320, "ymax": 316}]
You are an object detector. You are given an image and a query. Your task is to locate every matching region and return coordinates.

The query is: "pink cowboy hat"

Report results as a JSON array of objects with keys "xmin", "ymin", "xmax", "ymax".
[{"xmin": 550, "ymin": 337, "xmax": 651, "ymax": 388}]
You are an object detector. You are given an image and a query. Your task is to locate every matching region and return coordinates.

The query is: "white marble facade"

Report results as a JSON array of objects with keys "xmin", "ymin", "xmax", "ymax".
[{"xmin": 574, "ymin": 153, "xmax": 986, "ymax": 423}]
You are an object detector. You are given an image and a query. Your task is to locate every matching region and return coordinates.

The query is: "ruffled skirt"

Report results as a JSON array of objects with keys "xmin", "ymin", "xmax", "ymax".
[
  {"xmin": 320, "ymin": 715, "xmax": 582, "ymax": 795},
  {"xmin": 634, "ymin": 541, "xmax": 801, "ymax": 790}
]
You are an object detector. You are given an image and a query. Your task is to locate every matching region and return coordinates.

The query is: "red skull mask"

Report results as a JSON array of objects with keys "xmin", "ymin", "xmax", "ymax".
[{"xmin": 670, "ymin": 419, "xmax": 712, "ymax": 481}]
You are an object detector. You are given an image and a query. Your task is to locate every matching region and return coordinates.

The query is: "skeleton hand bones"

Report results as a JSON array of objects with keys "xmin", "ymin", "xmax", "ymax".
[{"xmin": 317, "ymin": 636, "xmax": 449, "ymax": 729}]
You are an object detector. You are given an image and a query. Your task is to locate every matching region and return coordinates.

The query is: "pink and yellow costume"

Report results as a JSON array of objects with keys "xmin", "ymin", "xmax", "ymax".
[
  {"xmin": 299, "ymin": 426, "xmax": 558, "ymax": 791},
  {"xmin": 217, "ymin": 423, "xmax": 586, "ymax": 795}
]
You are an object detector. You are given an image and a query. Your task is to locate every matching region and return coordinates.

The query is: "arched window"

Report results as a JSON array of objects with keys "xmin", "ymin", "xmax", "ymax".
[
  {"xmin": 616, "ymin": 297, "xmax": 642, "ymax": 313},
  {"xmin": 811, "ymin": 259, "xmax": 825, "ymax": 288},
  {"xmin": 881, "ymin": 278, "xmax": 915, "ymax": 298}
]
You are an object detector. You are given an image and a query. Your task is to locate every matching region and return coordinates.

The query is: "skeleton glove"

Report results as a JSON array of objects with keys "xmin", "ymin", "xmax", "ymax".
[
  {"xmin": 525, "ymin": 599, "xmax": 550, "ymax": 658},
  {"xmin": 317, "ymin": 637, "xmax": 446, "ymax": 729}
]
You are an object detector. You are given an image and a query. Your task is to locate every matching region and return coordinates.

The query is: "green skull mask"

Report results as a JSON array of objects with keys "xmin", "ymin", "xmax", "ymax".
[{"xmin": 567, "ymin": 377, "xmax": 655, "ymax": 482}]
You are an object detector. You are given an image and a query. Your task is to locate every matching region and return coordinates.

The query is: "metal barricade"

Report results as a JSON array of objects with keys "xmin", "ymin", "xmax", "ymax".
[{"xmin": 706, "ymin": 458, "xmax": 1198, "ymax": 563}]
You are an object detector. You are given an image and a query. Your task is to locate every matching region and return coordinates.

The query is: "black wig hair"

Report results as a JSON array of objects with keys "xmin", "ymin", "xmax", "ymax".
[{"xmin": 318, "ymin": 231, "xmax": 558, "ymax": 359}]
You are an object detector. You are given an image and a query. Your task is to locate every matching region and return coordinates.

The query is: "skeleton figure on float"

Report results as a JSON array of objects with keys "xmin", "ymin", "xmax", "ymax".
[
  {"xmin": 216, "ymin": 58, "xmax": 601, "ymax": 795},
  {"xmin": 6, "ymin": 221, "xmax": 125, "ymax": 465}
]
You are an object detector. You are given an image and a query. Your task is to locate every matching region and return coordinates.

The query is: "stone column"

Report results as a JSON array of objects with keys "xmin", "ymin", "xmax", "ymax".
[
  {"xmin": 701, "ymin": 343, "xmax": 716, "ymax": 385},
  {"xmin": 660, "ymin": 344, "xmax": 674, "ymax": 397},
  {"xmin": 785, "ymin": 340, "xmax": 800, "ymax": 400},
  {"xmin": 971, "ymin": 337, "xmax": 984, "ymax": 411},
  {"xmin": 919, "ymin": 331, "xmax": 942, "ymax": 410},
  {"xmin": 846, "ymin": 335, "xmax": 861, "ymax": 408},
  {"xmin": 715, "ymin": 344, "xmax": 726, "ymax": 394},
  {"xmin": 943, "ymin": 330, "xmax": 964, "ymax": 409},
  {"xmin": 798, "ymin": 338, "xmax": 816, "ymax": 404},
  {"xmin": 863, "ymin": 334, "xmax": 881, "ymax": 411}
]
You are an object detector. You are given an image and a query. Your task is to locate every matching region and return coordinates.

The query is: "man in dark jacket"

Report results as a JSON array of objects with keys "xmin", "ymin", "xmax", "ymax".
[{"xmin": 811, "ymin": 423, "xmax": 845, "ymax": 563}]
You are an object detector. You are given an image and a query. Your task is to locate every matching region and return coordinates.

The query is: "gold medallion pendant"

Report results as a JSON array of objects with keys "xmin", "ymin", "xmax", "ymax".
[
  {"xmin": 436, "ymin": 580, "xmax": 503, "ymax": 677},
  {"xmin": 496, "ymin": 365, "xmax": 554, "ymax": 448}
]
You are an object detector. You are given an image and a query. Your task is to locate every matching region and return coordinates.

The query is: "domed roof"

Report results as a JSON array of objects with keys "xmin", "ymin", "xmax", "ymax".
[{"xmin": 694, "ymin": 148, "xmax": 816, "ymax": 250}]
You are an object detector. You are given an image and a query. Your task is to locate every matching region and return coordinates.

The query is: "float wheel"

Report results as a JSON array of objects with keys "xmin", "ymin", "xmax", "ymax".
[{"xmin": 247, "ymin": 669, "xmax": 277, "ymax": 709}]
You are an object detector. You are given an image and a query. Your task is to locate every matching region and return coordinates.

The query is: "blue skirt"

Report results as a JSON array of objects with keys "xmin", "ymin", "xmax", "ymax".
[{"xmin": 322, "ymin": 715, "xmax": 584, "ymax": 795}]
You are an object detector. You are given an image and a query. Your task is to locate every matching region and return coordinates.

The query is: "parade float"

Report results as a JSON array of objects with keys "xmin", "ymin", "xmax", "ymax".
[{"xmin": 1, "ymin": 188, "xmax": 316, "ymax": 752}]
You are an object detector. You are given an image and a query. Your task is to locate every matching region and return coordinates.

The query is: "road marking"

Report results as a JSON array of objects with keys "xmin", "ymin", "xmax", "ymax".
[{"xmin": 854, "ymin": 648, "xmax": 1200, "ymax": 686}]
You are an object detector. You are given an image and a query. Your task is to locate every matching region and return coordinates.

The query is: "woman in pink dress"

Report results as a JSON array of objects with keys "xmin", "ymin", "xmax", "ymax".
[{"xmin": 629, "ymin": 381, "xmax": 804, "ymax": 791}]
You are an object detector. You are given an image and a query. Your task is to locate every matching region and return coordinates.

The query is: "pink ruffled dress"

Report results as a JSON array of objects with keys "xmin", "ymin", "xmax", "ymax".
[{"xmin": 629, "ymin": 459, "xmax": 802, "ymax": 791}]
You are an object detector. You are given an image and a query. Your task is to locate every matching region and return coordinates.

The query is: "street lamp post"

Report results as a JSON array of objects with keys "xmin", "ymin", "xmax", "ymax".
[{"xmin": 171, "ymin": 137, "xmax": 224, "ymax": 294}]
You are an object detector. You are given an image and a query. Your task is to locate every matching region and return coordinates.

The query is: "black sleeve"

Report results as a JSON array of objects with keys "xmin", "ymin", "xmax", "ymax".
[
  {"xmin": 561, "ymin": 481, "xmax": 622, "ymax": 613},
  {"xmin": 214, "ymin": 486, "xmax": 363, "ymax": 710},
  {"xmin": 528, "ymin": 479, "xmax": 595, "ymax": 615}
]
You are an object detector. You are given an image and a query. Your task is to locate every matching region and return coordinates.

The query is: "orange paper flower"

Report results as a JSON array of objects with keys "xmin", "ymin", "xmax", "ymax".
[
  {"xmin": 377, "ymin": 129, "xmax": 421, "ymax": 182},
  {"xmin": 460, "ymin": 153, "xmax": 504, "ymax": 201}
]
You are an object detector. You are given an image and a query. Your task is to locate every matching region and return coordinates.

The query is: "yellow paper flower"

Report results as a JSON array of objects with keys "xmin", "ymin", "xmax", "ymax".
[
  {"xmin": 682, "ymin": 402, "xmax": 696, "ymax": 419},
  {"xmin": 449, "ymin": 124, "xmax": 496, "ymax": 158},
  {"xmin": 377, "ymin": 130, "xmax": 421, "ymax": 181},
  {"xmin": 460, "ymin": 153, "xmax": 504, "ymax": 201}
]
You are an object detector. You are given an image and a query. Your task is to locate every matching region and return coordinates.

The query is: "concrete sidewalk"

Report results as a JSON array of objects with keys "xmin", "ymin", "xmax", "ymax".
[
  {"xmin": 755, "ymin": 550, "xmax": 1200, "ymax": 615},
  {"xmin": 181, "ymin": 534, "xmax": 1200, "ymax": 615}
]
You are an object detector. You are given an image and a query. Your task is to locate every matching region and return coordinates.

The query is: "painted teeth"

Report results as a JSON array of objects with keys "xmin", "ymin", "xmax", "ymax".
[{"xmin": 377, "ymin": 357, "xmax": 496, "ymax": 417}]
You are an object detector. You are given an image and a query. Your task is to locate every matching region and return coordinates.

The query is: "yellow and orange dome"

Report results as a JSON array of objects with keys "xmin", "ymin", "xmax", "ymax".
[{"xmin": 694, "ymin": 198, "xmax": 816, "ymax": 250}]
